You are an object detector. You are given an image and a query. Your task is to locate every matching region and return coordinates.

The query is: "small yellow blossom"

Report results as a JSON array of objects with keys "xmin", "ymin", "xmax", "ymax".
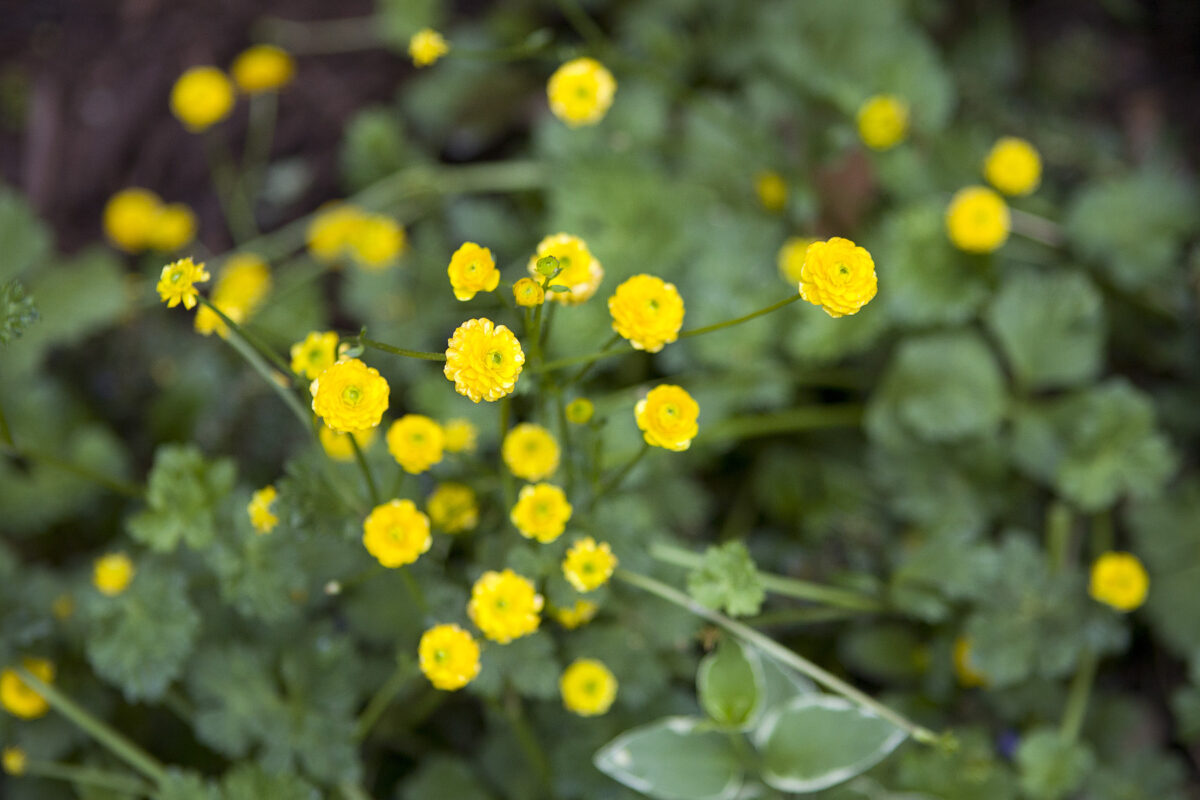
[
  {"xmin": 93, "ymin": 553, "xmax": 135, "ymax": 596},
  {"xmin": 1089, "ymin": 552, "xmax": 1149, "ymax": 612},
  {"xmin": 427, "ymin": 483, "xmax": 478, "ymax": 533},
  {"xmin": 777, "ymin": 236, "xmax": 815, "ymax": 286},
  {"xmin": 502, "ymin": 423, "xmax": 560, "ymax": 481},
  {"xmin": 635, "ymin": 384, "xmax": 699, "ymax": 452},
  {"xmin": 307, "ymin": 204, "xmax": 365, "ymax": 263},
  {"xmin": 194, "ymin": 254, "xmax": 272, "ymax": 337},
  {"xmin": 0, "ymin": 658, "xmax": 54, "ymax": 719},
  {"xmin": 511, "ymin": 483, "xmax": 573, "ymax": 543},
  {"xmin": 565, "ymin": 398, "xmax": 594, "ymax": 424},
  {"xmin": 560, "ymin": 658, "xmax": 617, "ymax": 716},
  {"xmin": 362, "ymin": 499, "xmax": 432, "ymax": 568},
  {"xmin": 2, "ymin": 746, "xmax": 25, "ymax": 775},
  {"xmin": 562, "ymin": 537, "xmax": 618, "ymax": 593},
  {"xmin": 468, "ymin": 569, "xmax": 544, "ymax": 644},
  {"xmin": 797, "ymin": 237, "xmax": 878, "ymax": 318},
  {"xmin": 547, "ymin": 57, "xmax": 616, "ymax": 127},
  {"xmin": 945, "ymin": 186, "xmax": 1010, "ymax": 253},
  {"xmin": 311, "ymin": 358, "xmax": 390, "ymax": 432},
  {"xmin": 156, "ymin": 257, "xmax": 210, "ymax": 310},
  {"xmin": 387, "ymin": 414, "xmax": 445, "ymax": 474},
  {"xmin": 553, "ymin": 599, "xmax": 598, "ymax": 629},
  {"xmin": 444, "ymin": 318, "xmax": 525, "ymax": 403},
  {"xmin": 170, "ymin": 66, "xmax": 235, "ymax": 132},
  {"xmin": 103, "ymin": 188, "xmax": 162, "ymax": 252},
  {"xmin": 248, "ymin": 485, "xmax": 279, "ymax": 534},
  {"xmin": 409, "ymin": 28, "xmax": 450, "ymax": 67},
  {"xmin": 608, "ymin": 274, "xmax": 685, "ymax": 353},
  {"xmin": 513, "ymin": 277, "xmax": 545, "ymax": 307},
  {"xmin": 231, "ymin": 44, "xmax": 295, "ymax": 94},
  {"xmin": 953, "ymin": 637, "xmax": 988, "ymax": 688},
  {"xmin": 147, "ymin": 203, "xmax": 197, "ymax": 252},
  {"xmin": 51, "ymin": 594, "xmax": 74, "ymax": 621},
  {"xmin": 447, "ymin": 242, "xmax": 500, "ymax": 301},
  {"xmin": 527, "ymin": 233, "xmax": 604, "ymax": 305},
  {"xmin": 348, "ymin": 214, "xmax": 406, "ymax": 269},
  {"xmin": 442, "ymin": 419, "xmax": 479, "ymax": 454},
  {"xmin": 755, "ymin": 170, "xmax": 788, "ymax": 213},
  {"xmin": 983, "ymin": 136, "xmax": 1042, "ymax": 196},
  {"xmin": 856, "ymin": 94, "xmax": 909, "ymax": 150},
  {"xmin": 290, "ymin": 331, "xmax": 339, "ymax": 380},
  {"xmin": 318, "ymin": 424, "xmax": 378, "ymax": 462},
  {"xmin": 419, "ymin": 624, "xmax": 480, "ymax": 690}
]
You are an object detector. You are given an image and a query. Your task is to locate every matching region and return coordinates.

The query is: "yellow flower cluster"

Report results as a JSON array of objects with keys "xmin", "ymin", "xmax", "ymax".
[
  {"xmin": 362, "ymin": 499, "xmax": 432, "ymax": 568},
  {"xmin": 419, "ymin": 624, "xmax": 479, "ymax": 690},
  {"xmin": 527, "ymin": 234, "xmax": 604, "ymax": 305},
  {"xmin": 448, "ymin": 242, "xmax": 500, "ymax": 301},
  {"xmin": 547, "ymin": 58, "xmax": 616, "ymax": 127},
  {"xmin": 93, "ymin": 553, "xmax": 135, "ymax": 596},
  {"xmin": 442, "ymin": 419, "xmax": 478, "ymax": 453},
  {"xmin": 427, "ymin": 483, "xmax": 479, "ymax": 533},
  {"xmin": 609, "ymin": 274, "xmax": 685, "ymax": 353},
  {"xmin": 945, "ymin": 186, "xmax": 1010, "ymax": 253},
  {"xmin": 983, "ymin": 136, "xmax": 1041, "ymax": 196},
  {"xmin": 755, "ymin": 170, "xmax": 788, "ymax": 213},
  {"xmin": 560, "ymin": 658, "xmax": 618, "ymax": 716},
  {"xmin": 444, "ymin": 318, "xmax": 525, "ymax": 403},
  {"xmin": 553, "ymin": 599, "xmax": 598, "ymax": 629},
  {"xmin": 777, "ymin": 236, "xmax": 815, "ymax": 286},
  {"xmin": 797, "ymin": 237, "xmax": 878, "ymax": 318},
  {"xmin": 635, "ymin": 385, "xmax": 699, "ymax": 452},
  {"xmin": 409, "ymin": 28, "xmax": 450, "ymax": 68},
  {"xmin": 468, "ymin": 569, "xmax": 543, "ymax": 643},
  {"xmin": 170, "ymin": 66, "xmax": 235, "ymax": 132},
  {"xmin": 290, "ymin": 331, "xmax": 340, "ymax": 380},
  {"xmin": 248, "ymin": 485, "xmax": 279, "ymax": 534},
  {"xmin": 103, "ymin": 188, "xmax": 197, "ymax": 253},
  {"xmin": 306, "ymin": 204, "xmax": 406, "ymax": 269},
  {"xmin": 231, "ymin": 44, "xmax": 295, "ymax": 94},
  {"xmin": 856, "ymin": 94, "xmax": 909, "ymax": 150},
  {"xmin": 156, "ymin": 257, "xmax": 210, "ymax": 310},
  {"xmin": 0, "ymin": 658, "xmax": 54, "ymax": 719},
  {"xmin": 1, "ymin": 746, "xmax": 25, "ymax": 776},
  {"xmin": 194, "ymin": 254, "xmax": 272, "ymax": 338},
  {"xmin": 319, "ymin": 424, "xmax": 378, "ymax": 462},
  {"xmin": 562, "ymin": 537, "xmax": 617, "ymax": 593},
  {"xmin": 311, "ymin": 358, "xmax": 390, "ymax": 432},
  {"xmin": 511, "ymin": 483, "xmax": 573, "ymax": 543},
  {"xmin": 387, "ymin": 415, "xmax": 445, "ymax": 474},
  {"xmin": 502, "ymin": 423, "xmax": 560, "ymax": 481},
  {"xmin": 1089, "ymin": 552, "xmax": 1149, "ymax": 612}
]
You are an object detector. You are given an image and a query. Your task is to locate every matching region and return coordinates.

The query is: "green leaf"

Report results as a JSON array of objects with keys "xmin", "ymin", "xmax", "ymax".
[
  {"xmin": 594, "ymin": 717, "xmax": 744, "ymax": 800},
  {"xmin": 687, "ymin": 541, "xmax": 766, "ymax": 618},
  {"xmin": 402, "ymin": 755, "xmax": 494, "ymax": 800},
  {"xmin": 1015, "ymin": 727, "xmax": 1094, "ymax": 800},
  {"xmin": 894, "ymin": 727, "xmax": 1019, "ymax": 800},
  {"xmin": 127, "ymin": 444, "xmax": 236, "ymax": 552},
  {"xmin": 1126, "ymin": 481, "xmax": 1200, "ymax": 656},
  {"xmin": 220, "ymin": 763, "xmax": 320, "ymax": 800},
  {"xmin": 751, "ymin": 695, "xmax": 906, "ymax": 793},
  {"xmin": 757, "ymin": 653, "xmax": 816, "ymax": 710},
  {"xmin": 698, "ymin": 637, "xmax": 764, "ymax": 727},
  {"xmin": 0, "ymin": 184, "xmax": 52, "ymax": 281},
  {"xmin": 0, "ymin": 279, "xmax": 38, "ymax": 345},
  {"xmin": 157, "ymin": 769, "xmax": 219, "ymax": 800},
  {"xmin": 1084, "ymin": 750, "xmax": 1191, "ymax": 800},
  {"xmin": 471, "ymin": 631, "xmax": 561, "ymax": 700},
  {"xmin": 340, "ymin": 107, "xmax": 417, "ymax": 192}
]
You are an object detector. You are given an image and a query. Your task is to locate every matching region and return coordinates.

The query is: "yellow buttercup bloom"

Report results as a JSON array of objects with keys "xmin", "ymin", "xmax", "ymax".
[
  {"xmin": 418, "ymin": 624, "xmax": 480, "ymax": 691},
  {"xmin": 952, "ymin": 637, "xmax": 988, "ymax": 688},
  {"xmin": 513, "ymin": 277, "xmax": 545, "ymax": 307},
  {"xmin": 231, "ymin": 44, "xmax": 295, "ymax": 94},
  {"xmin": 777, "ymin": 236, "xmax": 815, "ymax": 286},
  {"xmin": 147, "ymin": 203, "xmax": 197, "ymax": 252},
  {"xmin": 444, "ymin": 318, "xmax": 525, "ymax": 403},
  {"xmin": 856, "ymin": 94, "xmax": 909, "ymax": 150},
  {"xmin": 348, "ymin": 214, "xmax": 406, "ymax": 270},
  {"xmin": 290, "ymin": 331, "xmax": 339, "ymax": 380},
  {"xmin": 307, "ymin": 204, "xmax": 365, "ymax": 263},
  {"xmin": 103, "ymin": 188, "xmax": 162, "ymax": 252},
  {"xmin": 93, "ymin": 552, "xmax": 135, "ymax": 596},
  {"xmin": 409, "ymin": 28, "xmax": 450, "ymax": 68},
  {"xmin": 170, "ymin": 66, "xmax": 235, "ymax": 132},
  {"xmin": 448, "ymin": 242, "xmax": 500, "ymax": 301},
  {"xmin": 156, "ymin": 257, "xmax": 210, "ymax": 310},
  {"xmin": 945, "ymin": 186, "xmax": 1010, "ymax": 253},
  {"xmin": 1, "ymin": 658, "xmax": 54, "ymax": 719},
  {"xmin": 248, "ymin": 485, "xmax": 279, "ymax": 534},
  {"xmin": 547, "ymin": 57, "xmax": 616, "ymax": 127},
  {"xmin": 562, "ymin": 537, "xmax": 618, "ymax": 593},
  {"xmin": 565, "ymin": 398, "xmax": 594, "ymax": 424},
  {"xmin": 511, "ymin": 483, "xmax": 573, "ymax": 543},
  {"xmin": 468, "ymin": 569, "xmax": 543, "ymax": 644},
  {"xmin": 1089, "ymin": 552, "xmax": 1149, "ymax": 612},
  {"xmin": 553, "ymin": 599, "xmax": 598, "ymax": 629},
  {"xmin": 194, "ymin": 254, "xmax": 272, "ymax": 338},
  {"xmin": 755, "ymin": 170, "xmax": 788, "ymax": 213},
  {"xmin": 527, "ymin": 233, "xmax": 604, "ymax": 305},
  {"xmin": 427, "ymin": 483, "xmax": 478, "ymax": 533},
  {"xmin": 560, "ymin": 658, "xmax": 617, "ymax": 716},
  {"xmin": 2, "ymin": 747, "xmax": 25, "ymax": 776},
  {"xmin": 608, "ymin": 274, "xmax": 685, "ymax": 353},
  {"xmin": 311, "ymin": 358, "xmax": 390, "ymax": 432},
  {"xmin": 362, "ymin": 499, "xmax": 432, "ymax": 568},
  {"xmin": 442, "ymin": 418, "xmax": 478, "ymax": 454},
  {"xmin": 797, "ymin": 237, "xmax": 878, "ymax": 318},
  {"xmin": 318, "ymin": 424, "xmax": 377, "ymax": 462},
  {"xmin": 502, "ymin": 423, "xmax": 560, "ymax": 481},
  {"xmin": 983, "ymin": 136, "xmax": 1042, "ymax": 196},
  {"xmin": 387, "ymin": 414, "xmax": 445, "ymax": 474},
  {"xmin": 635, "ymin": 384, "xmax": 699, "ymax": 452}
]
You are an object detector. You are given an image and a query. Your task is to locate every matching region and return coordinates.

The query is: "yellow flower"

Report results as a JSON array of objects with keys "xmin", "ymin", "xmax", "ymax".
[
  {"xmin": 311, "ymin": 358, "xmax": 390, "ymax": 432},
  {"xmin": 526, "ymin": 233, "xmax": 604, "ymax": 305},
  {"xmin": 170, "ymin": 66, "xmax": 235, "ymax": 132},
  {"xmin": 777, "ymin": 236, "xmax": 815, "ymax": 286},
  {"xmin": 156, "ymin": 257, "xmax": 210, "ymax": 310},
  {"xmin": 1089, "ymin": 552, "xmax": 1149, "ymax": 612},
  {"xmin": 194, "ymin": 254, "xmax": 272, "ymax": 338},
  {"xmin": 983, "ymin": 136, "xmax": 1042, "ymax": 196},
  {"xmin": 409, "ymin": 28, "xmax": 450, "ymax": 68},
  {"xmin": 2, "ymin": 746, "xmax": 25, "ymax": 776},
  {"xmin": 513, "ymin": 277, "xmax": 545, "ymax": 307},
  {"xmin": 248, "ymin": 485, "xmax": 279, "ymax": 534},
  {"xmin": 307, "ymin": 204, "xmax": 365, "ymax": 263},
  {"xmin": 387, "ymin": 414, "xmax": 445, "ymax": 474},
  {"xmin": 444, "ymin": 318, "xmax": 525, "ymax": 403},
  {"xmin": 147, "ymin": 203, "xmax": 197, "ymax": 252},
  {"xmin": 755, "ymin": 170, "xmax": 788, "ymax": 213},
  {"xmin": 231, "ymin": 44, "xmax": 295, "ymax": 93},
  {"xmin": 547, "ymin": 57, "xmax": 616, "ymax": 127},
  {"xmin": 945, "ymin": 186, "xmax": 1010, "ymax": 253},
  {"xmin": 797, "ymin": 237, "xmax": 878, "ymax": 318},
  {"xmin": 92, "ymin": 553, "xmax": 135, "ymax": 596},
  {"xmin": 362, "ymin": 499, "xmax": 431, "ymax": 568},
  {"xmin": 419, "ymin": 624, "xmax": 480, "ymax": 691},
  {"xmin": 427, "ymin": 483, "xmax": 478, "ymax": 533},
  {"xmin": 635, "ymin": 384, "xmax": 699, "ymax": 452},
  {"xmin": 952, "ymin": 637, "xmax": 988, "ymax": 688},
  {"xmin": 0, "ymin": 658, "xmax": 54, "ymax": 719},
  {"xmin": 553, "ymin": 599, "xmax": 598, "ymax": 629},
  {"xmin": 103, "ymin": 188, "xmax": 162, "ymax": 252},
  {"xmin": 442, "ymin": 419, "xmax": 478, "ymax": 454},
  {"xmin": 318, "ymin": 423, "xmax": 378, "ymax": 462},
  {"xmin": 560, "ymin": 658, "xmax": 617, "ymax": 716},
  {"xmin": 502, "ymin": 423, "xmax": 560, "ymax": 481},
  {"xmin": 511, "ymin": 483, "xmax": 573, "ymax": 543},
  {"xmin": 565, "ymin": 398, "xmax": 594, "ymax": 424},
  {"xmin": 468, "ymin": 569, "xmax": 543, "ymax": 644},
  {"xmin": 348, "ymin": 214, "xmax": 406, "ymax": 270},
  {"xmin": 856, "ymin": 94, "xmax": 909, "ymax": 151},
  {"xmin": 51, "ymin": 594, "xmax": 74, "ymax": 621},
  {"xmin": 562, "ymin": 537, "xmax": 618, "ymax": 593},
  {"xmin": 290, "ymin": 331, "xmax": 339, "ymax": 380},
  {"xmin": 447, "ymin": 242, "xmax": 500, "ymax": 301},
  {"xmin": 608, "ymin": 274, "xmax": 685, "ymax": 353}
]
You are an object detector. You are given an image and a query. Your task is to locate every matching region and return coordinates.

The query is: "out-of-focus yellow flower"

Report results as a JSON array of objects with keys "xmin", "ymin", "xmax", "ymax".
[
  {"xmin": 2, "ymin": 747, "xmax": 26, "ymax": 776},
  {"xmin": 856, "ymin": 94, "xmax": 909, "ymax": 150},
  {"xmin": 608, "ymin": 274, "xmax": 685, "ymax": 353},
  {"xmin": 562, "ymin": 537, "xmax": 617, "ymax": 593},
  {"xmin": 311, "ymin": 358, "xmax": 390, "ymax": 432},
  {"xmin": 442, "ymin": 418, "xmax": 478, "ymax": 454},
  {"xmin": 409, "ymin": 28, "xmax": 450, "ymax": 68},
  {"xmin": 635, "ymin": 384, "xmax": 699, "ymax": 452},
  {"xmin": 307, "ymin": 204, "xmax": 365, "ymax": 263},
  {"xmin": 560, "ymin": 658, "xmax": 617, "ymax": 716},
  {"xmin": 318, "ymin": 424, "xmax": 377, "ymax": 462},
  {"xmin": 51, "ymin": 594, "xmax": 74, "ymax": 621},
  {"xmin": 547, "ymin": 57, "xmax": 616, "ymax": 127},
  {"xmin": 945, "ymin": 186, "xmax": 1010, "ymax": 253},
  {"xmin": 447, "ymin": 242, "xmax": 500, "ymax": 301},
  {"xmin": 527, "ymin": 234, "xmax": 604, "ymax": 305},
  {"xmin": 170, "ymin": 66, "xmax": 235, "ymax": 132},
  {"xmin": 1089, "ymin": 552, "xmax": 1149, "ymax": 612},
  {"xmin": 468, "ymin": 569, "xmax": 543, "ymax": 644},
  {"xmin": 156, "ymin": 257, "xmax": 210, "ymax": 310},
  {"xmin": 565, "ymin": 398, "xmax": 594, "ymax": 424},
  {"xmin": 444, "ymin": 318, "xmax": 525, "ymax": 403},
  {"xmin": 93, "ymin": 553, "xmax": 135, "ymax": 596},
  {"xmin": 290, "ymin": 331, "xmax": 339, "ymax": 380},
  {"xmin": 0, "ymin": 658, "xmax": 54, "ymax": 719},
  {"xmin": 983, "ymin": 136, "xmax": 1041, "ymax": 196},
  {"xmin": 362, "ymin": 499, "xmax": 431, "ymax": 568},
  {"xmin": 347, "ymin": 214, "xmax": 406, "ymax": 270},
  {"xmin": 386, "ymin": 414, "xmax": 444, "ymax": 474},
  {"xmin": 755, "ymin": 170, "xmax": 788, "ymax": 213},
  {"xmin": 103, "ymin": 188, "xmax": 162, "ymax": 252},
  {"xmin": 427, "ymin": 482, "xmax": 478, "ymax": 533},
  {"xmin": 231, "ymin": 44, "xmax": 295, "ymax": 94},
  {"xmin": 797, "ymin": 237, "xmax": 878, "ymax": 318},
  {"xmin": 777, "ymin": 236, "xmax": 815, "ymax": 286},
  {"xmin": 147, "ymin": 203, "xmax": 197, "ymax": 252},
  {"xmin": 952, "ymin": 637, "xmax": 988, "ymax": 688},
  {"xmin": 513, "ymin": 277, "xmax": 545, "ymax": 307},
  {"xmin": 419, "ymin": 624, "xmax": 479, "ymax": 690},
  {"xmin": 553, "ymin": 599, "xmax": 598, "ymax": 629},
  {"xmin": 194, "ymin": 254, "xmax": 272, "ymax": 337},
  {"xmin": 502, "ymin": 423, "xmax": 559, "ymax": 481},
  {"xmin": 511, "ymin": 483, "xmax": 572, "ymax": 543},
  {"xmin": 248, "ymin": 485, "xmax": 279, "ymax": 534}
]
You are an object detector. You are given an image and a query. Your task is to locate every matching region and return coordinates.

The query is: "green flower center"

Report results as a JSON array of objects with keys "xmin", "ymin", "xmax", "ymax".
[
  {"xmin": 342, "ymin": 385, "xmax": 362, "ymax": 405},
  {"xmin": 489, "ymin": 350, "xmax": 504, "ymax": 367},
  {"xmin": 170, "ymin": 269, "xmax": 184, "ymax": 284}
]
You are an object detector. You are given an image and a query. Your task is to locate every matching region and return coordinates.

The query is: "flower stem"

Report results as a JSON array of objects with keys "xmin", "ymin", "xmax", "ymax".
[
  {"xmin": 2, "ymin": 444, "xmax": 143, "ymax": 498},
  {"xmin": 202, "ymin": 133, "xmax": 259, "ymax": 244},
  {"xmin": 698, "ymin": 405, "xmax": 864, "ymax": 445},
  {"xmin": 1010, "ymin": 208, "xmax": 1064, "ymax": 248},
  {"xmin": 355, "ymin": 659, "xmax": 415, "ymax": 741},
  {"xmin": 349, "ymin": 434, "xmax": 380, "ymax": 507},
  {"xmin": 678, "ymin": 293, "xmax": 804, "ymax": 339},
  {"xmin": 20, "ymin": 760, "xmax": 154, "ymax": 796},
  {"xmin": 1060, "ymin": 648, "xmax": 1097, "ymax": 742},
  {"xmin": 499, "ymin": 690, "xmax": 553, "ymax": 797},
  {"xmin": 209, "ymin": 304, "xmax": 311, "ymax": 430},
  {"xmin": 499, "ymin": 396, "xmax": 515, "ymax": 510},
  {"xmin": 552, "ymin": 0, "xmax": 608, "ymax": 51},
  {"xmin": 1045, "ymin": 501, "xmax": 1073, "ymax": 575},
  {"xmin": 242, "ymin": 91, "xmax": 278, "ymax": 203},
  {"xmin": 357, "ymin": 337, "xmax": 446, "ymax": 362},
  {"xmin": 590, "ymin": 441, "xmax": 649, "ymax": 509},
  {"xmin": 197, "ymin": 296, "xmax": 294, "ymax": 377}
]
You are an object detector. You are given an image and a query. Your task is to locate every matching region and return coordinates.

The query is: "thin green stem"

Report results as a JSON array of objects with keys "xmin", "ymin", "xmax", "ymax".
[
  {"xmin": 698, "ymin": 405, "xmax": 864, "ymax": 445},
  {"xmin": 203, "ymin": 134, "xmax": 258, "ymax": 243},
  {"xmin": 678, "ymin": 293, "xmax": 803, "ymax": 339},
  {"xmin": 1010, "ymin": 208, "xmax": 1063, "ymax": 248},
  {"xmin": 2, "ymin": 445, "xmax": 143, "ymax": 498},
  {"xmin": 243, "ymin": 91, "xmax": 278, "ymax": 202},
  {"xmin": 742, "ymin": 606, "xmax": 867, "ymax": 627},
  {"xmin": 1091, "ymin": 510, "xmax": 1114, "ymax": 558},
  {"xmin": 534, "ymin": 343, "xmax": 636, "ymax": 375},
  {"xmin": 355, "ymin": 660, "xmax": 415, "ymax": 741},
  {"xmin": 500, "ymin": 690, "xmax": 552, "ymax": 797},
  {"xmin": 1046, "ymin": 501, "xmax": 1073, "ymax": 575},
  {"xmin": 554, "ymin": 389, "xmax": 575, "ymax": 497},
  {"xmin": 399, "ymin": 567, "xmax": 428, "ymax": 614},
  {"xmin": 198, "ymin": 296, "xmax": 293, "ymax": 376},
  {"xmin": 217, "ymin": 309, "xmax": 311, "ymax": 429},
  {"xmin": 349, "ymin": 434, "xmax": 380, "ymax": 507},
  {"xmin": 591, "ymin": 441, "xmax": 649, "ymax": 509},
  {"xmin": 500, "ymin": 396, "xmax": 516, "ymax": 510},
  {"xmin": 20, "ymin": 761, "xmax": 154, "ymax": 796},
  {"xmin": 553, "ymin": 0, "xmax": 608, "ymax": 51},
  {"xmin": 0, "ymin": 399, "xmax": 13, "ymax": 447},
  {"xmin": 1060, "ymin": 649, "xmax": 1097, "ymax": 742},
  {"xmin": 358, "ymin": 337, "xmax": 446, "ymax": 362},
  {"xmin": 567, "ymin": 332, "xmax": 621, "ymax": 386}
]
